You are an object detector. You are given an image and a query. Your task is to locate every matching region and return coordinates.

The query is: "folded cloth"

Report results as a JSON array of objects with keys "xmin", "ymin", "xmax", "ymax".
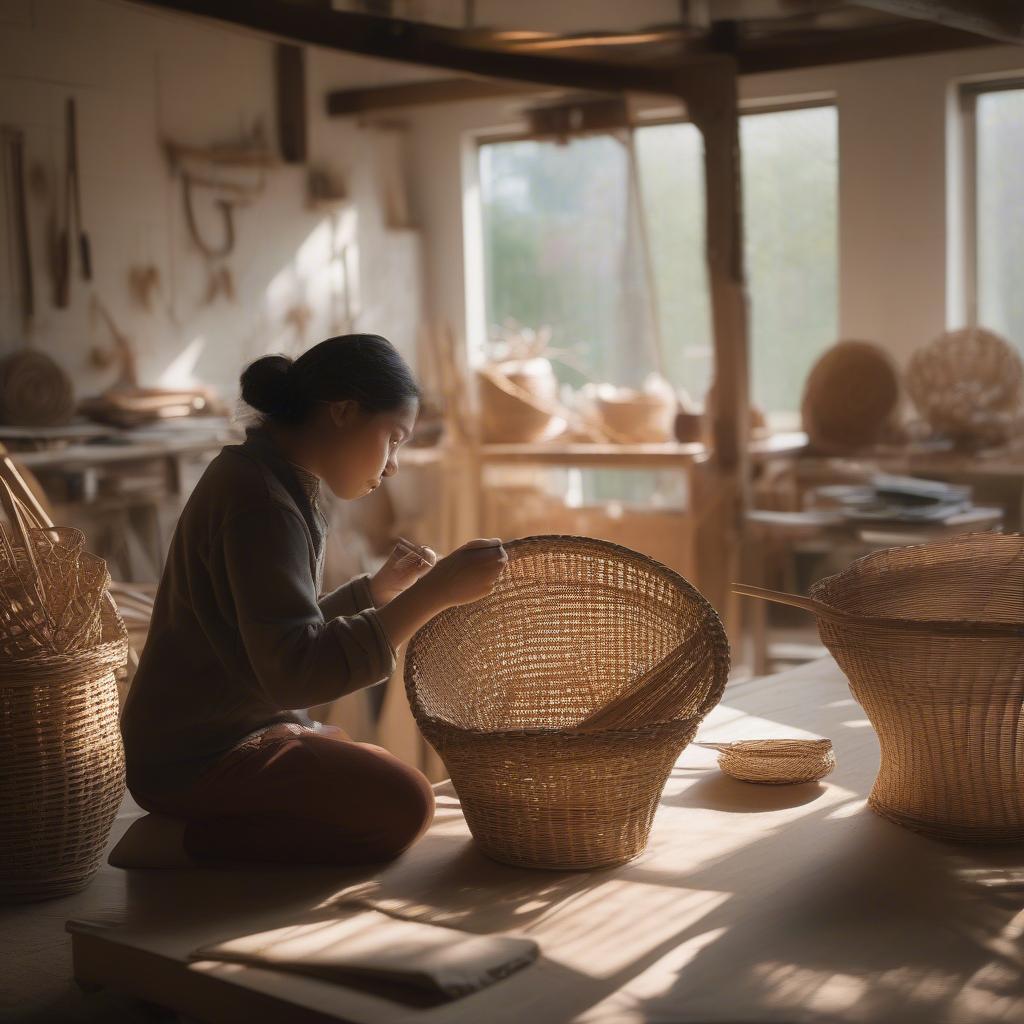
[{"xmin": 190, "ymin": 906, "xmax": 539, "ymax": 999}]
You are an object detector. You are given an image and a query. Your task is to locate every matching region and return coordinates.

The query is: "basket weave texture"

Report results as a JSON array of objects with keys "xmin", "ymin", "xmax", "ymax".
[
  {"xmin": 406, "ymin": 535, "xmax": 730, "ymax": 869},
  {"xmin": 810, "ymin": 533, "xmax": 1024, "ymax": 842},
  {"xmin": 905, "ymin": 327, "xmax": 1023, "ymax": 445},
  {"xmin": 0, "ymin": 483, "xmax": 127, "ymax": 902},
  {"xmin": 706, "ymin": 739, "xmax": 836, "ymax": 785}
]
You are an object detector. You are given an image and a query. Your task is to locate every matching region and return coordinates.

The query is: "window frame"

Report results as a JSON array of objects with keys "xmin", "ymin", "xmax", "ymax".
[
  {"xmin": 472, "ymin": 95, "xmax": 839, "ymax": 412},
  {"xmin": 957, "ymin": 78, "xmax": 1024, "ymax": 330},
  {"xmin": 473, "ymin": 95, "xmax": 836, "ymax": 150}
]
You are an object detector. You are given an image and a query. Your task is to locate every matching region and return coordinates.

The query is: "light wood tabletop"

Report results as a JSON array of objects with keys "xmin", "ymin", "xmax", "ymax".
[{"xmin": 68, "ymin": 658, "xmax": 1024, "ymax": 1023}]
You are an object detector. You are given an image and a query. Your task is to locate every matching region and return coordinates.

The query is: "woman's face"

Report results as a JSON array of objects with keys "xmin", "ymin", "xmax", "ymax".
[{"xmin": 317, "ymin": 398, "xmax": 418, "ymax": 500}]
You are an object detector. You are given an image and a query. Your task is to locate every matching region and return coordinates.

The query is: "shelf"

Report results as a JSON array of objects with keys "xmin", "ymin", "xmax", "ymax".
[
  {"xmin": 480, "ymin": 432, "xmax": 808, "ymax": 467},
  {"xmin": 163, "ymin": 140, "xmax": 280, "ymax": 169}
]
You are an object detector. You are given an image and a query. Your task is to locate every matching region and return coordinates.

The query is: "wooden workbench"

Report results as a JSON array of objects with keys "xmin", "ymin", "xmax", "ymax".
[
  {"xmin": 470, "ymin": 433, "xmax": 809, "ymax": 641},
  {"xmin": 68, "ymin": 658, "xmax": 1024, "ymax": 1023},
  {"xmin": 2, "ymin": 419, "xmax": 238, "ymax": 581}
]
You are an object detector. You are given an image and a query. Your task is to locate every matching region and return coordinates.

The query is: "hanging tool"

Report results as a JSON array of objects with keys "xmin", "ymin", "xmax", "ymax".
[
  {"xmin": 2, "ymin": 127, "xmax": 34, "ymax": 326},
  {"xmin": 68, "ymin": 98, "xmax": 91, "ymax": 281},
  {"xmin": 182, "ymin": 171, "xmax": 239, "ymax": 259},
  {"xmin": 54, "ymin": 97, "xmax": 90, "ymax": 308}
]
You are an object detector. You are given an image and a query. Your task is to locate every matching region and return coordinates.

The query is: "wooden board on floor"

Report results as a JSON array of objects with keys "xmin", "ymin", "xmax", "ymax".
[{"xmin": 68, "ymin": 659, "xmax": 1024, "ymax": 1023}]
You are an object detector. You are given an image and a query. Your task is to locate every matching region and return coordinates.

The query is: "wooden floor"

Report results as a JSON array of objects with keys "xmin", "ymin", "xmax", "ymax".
[{"xmin": 0, "ymin": 796, "xmax": 172, "ymax": 1024}]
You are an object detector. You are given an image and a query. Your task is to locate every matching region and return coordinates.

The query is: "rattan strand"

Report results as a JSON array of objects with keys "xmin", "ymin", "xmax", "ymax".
[
  {"xmin": 0, "ymin": 481, "xmax": 108, "ymax": 658},
  {"xmin": 406, "ymin": 535, "xmax": 730, "ymax": 870},
  {"xmin": 699, "ymin": 739, "xmax": 836, "ymax": 785},
  {"xmin": 810, "ymin": 533, "xmax": 1024, "ymax": 843}
]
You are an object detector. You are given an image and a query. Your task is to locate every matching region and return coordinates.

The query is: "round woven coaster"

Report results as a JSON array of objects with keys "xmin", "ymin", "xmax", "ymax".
[{"xmin": 701, "ymin": 738, "xmax": 836, "ymax": 785}]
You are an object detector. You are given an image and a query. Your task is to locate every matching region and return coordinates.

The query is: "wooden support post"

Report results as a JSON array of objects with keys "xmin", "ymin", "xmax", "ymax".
[
  {"xmin": 275, "ymin": 43, "xmax": 307, "ymax": 164},
  {"xmin": 684, "ymin": 57, "xmax": 750, "ymax": 643}
]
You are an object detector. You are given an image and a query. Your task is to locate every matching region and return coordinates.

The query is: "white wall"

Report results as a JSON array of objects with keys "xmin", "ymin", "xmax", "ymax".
[
  {"xmin": 400, "ymin": 42, "xmax": 1024, "ymax": 373},
  {"xmin": 4, "ymin": 2, "xmax": 1023, "ymax": 402},
  {"xmin": 0, "ymin": 0, "xmax": 427, "ymax": 401}
]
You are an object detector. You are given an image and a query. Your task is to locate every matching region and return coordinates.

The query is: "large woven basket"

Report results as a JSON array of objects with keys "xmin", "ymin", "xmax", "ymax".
[
  {"xmin": 0, "ymin": 483, "xmax": 128, "ymax": 902},
  {"xmin": 406, "ymin": 535, "xmax": 730, "ymax": 869},
  {"xmin": 810, "ymin": 533, "xmax": 1024, "ymax": 843},
  {"xmin": 0, "ymin": 599, "xmax": 127, "ymax": 901}
]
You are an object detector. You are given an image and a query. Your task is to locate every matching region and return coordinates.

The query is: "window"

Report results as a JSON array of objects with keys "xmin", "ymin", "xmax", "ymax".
[
  {"xmin": 478, "ymin": 134, "xmax": 633, "ymax": 385},
  {"xmin": 971, "ymin": 84, "xmax": 1024, "ymax": 349},
  {"xmin": 478, "ymin": 103, "xmax": 838, "ymax": 414}
]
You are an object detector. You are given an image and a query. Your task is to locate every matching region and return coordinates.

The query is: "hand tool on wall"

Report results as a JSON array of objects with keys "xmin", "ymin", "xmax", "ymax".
[
  {"xmin": 2, "ymin": 127, "xmax": 34, "ymax": 326},
  {"xmin": 68, "ymin": 98, "xmax": 91, "ymax": 281},
  {"xmin": 54, "ymin": 97, "xmax": 90, "ymax": 307}
]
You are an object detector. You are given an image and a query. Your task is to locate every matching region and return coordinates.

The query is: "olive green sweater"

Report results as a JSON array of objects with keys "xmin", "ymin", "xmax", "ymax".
[{"xmin": 120, "ymin": 430, "xmax": 395, "ymax": 795}]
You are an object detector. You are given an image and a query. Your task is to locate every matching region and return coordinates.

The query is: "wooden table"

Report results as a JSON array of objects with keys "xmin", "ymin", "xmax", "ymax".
[
  {"xmin": 743, "ymin": 504, "xmax": 1005, "ymax": 674},
  {"xmin": 69, "ymin": 658, "xmax": 1024, "ymax": 1023},
  {"xmin": 3, "ymin": 419, "xmax": 237, "ymax": 580},
  {"xmin": 473, "ymin": 432, "xmax": 808, "ymax": 639},
  {"xmin": 478, "ymin": 431, "xmax": 808, "ymax": 468},
  {"xmin": 795, "ymin": 445, "xmax": 1024, "ymax": 532}
]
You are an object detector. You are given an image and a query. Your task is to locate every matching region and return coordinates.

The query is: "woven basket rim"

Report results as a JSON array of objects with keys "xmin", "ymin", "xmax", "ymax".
[
  {"xmin": 725, "ymin": 738, "xmax": 833, "ymax": 751},
  {"xmin": 406, "ymin": 534, "xmax": 731, "ymax": 736},
  {"xmin": 0, "ymin": 610, "xmax": 127, "ymax": 682},
  {"xmin": 808, "ymin": 532, "xmax": 1024, "ymax": 635},
  {"xmin": 415, "ymin": 712, "xmax": 703, "ymax": 742}
]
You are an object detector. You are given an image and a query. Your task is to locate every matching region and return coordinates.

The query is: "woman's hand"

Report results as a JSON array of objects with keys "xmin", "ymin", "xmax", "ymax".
[
  {"xmin": 374, "ymin": 538, "xmax": 507, "ymax": 652},
  {"xmin": 417, "ymin": 538, "xmax": 507, "ymax": 609},
  {"xmin": 370, "ymin": 540, "xmax": 437, "ymax": 606}
]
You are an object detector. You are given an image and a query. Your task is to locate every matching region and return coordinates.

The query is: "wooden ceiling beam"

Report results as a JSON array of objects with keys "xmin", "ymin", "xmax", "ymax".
[
  {"xmin": 325, "ymin": 21, "xmax": 995, "ymax": 116},
  {"xmin": 737, "ymin": 20, "xmax": 997, "ymax": 73},
  {"xmin": 126, "ymin": 0, "xmax": 688, "ymax": 96},
  {"xmin": 327, "ymin": 77, "xmax": 552, "ymax": 116},
  {"xmin": 854, "ymin": 1, "xmax": 1024, "ymax": 45}
]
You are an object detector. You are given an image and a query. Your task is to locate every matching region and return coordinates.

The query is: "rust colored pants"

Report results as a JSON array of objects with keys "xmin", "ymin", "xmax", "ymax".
[{"xmin": 134, "ymin": 723, "xmax": 435, "ymax": 866}]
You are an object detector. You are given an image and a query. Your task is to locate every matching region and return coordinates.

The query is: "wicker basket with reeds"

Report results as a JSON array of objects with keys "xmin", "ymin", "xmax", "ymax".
[
  {"xmin": 737, "ymin": 533, "xmax": 1024, "ymax": 842},
  {"xmin": 0, "ymin": 482, "xmax": 127, "ymax": 902},
  {"xmin": 406, "ymin": 535, "xmax": 730, "ymax": 869}
]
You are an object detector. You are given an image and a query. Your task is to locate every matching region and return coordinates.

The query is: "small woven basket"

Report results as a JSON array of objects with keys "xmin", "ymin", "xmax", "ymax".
[
  {"xmin": 811, "ymin": 533, "xmax": 1024, "ymax": 842},
  {"xmin": 905, "ymin": 327, "xmax": 1023, "ymax": 446},
  {"xmin": 700, "ymin": 739, "xmax": 835, "ymax": 785},
  {"xmin": 0, "ymin": 350, "xmax": 74, "ymax": 427},
  {"xmin": 477, "ymin": 365, "xmax": 556, "ymax": 443},
  {"xmin": 801, "ymin": 340, "xmax": 901, "ymax": 452},
  {"xmin": 594, "ymin": 391, "xmax": 675, "ymax": 443},
  {"xmin": 0, "ymin": 483, "xmax": 127, "ymax": 902},
  {"xmin": 406, "ymin": 535, "xmax": 730, "ymax": 870}
]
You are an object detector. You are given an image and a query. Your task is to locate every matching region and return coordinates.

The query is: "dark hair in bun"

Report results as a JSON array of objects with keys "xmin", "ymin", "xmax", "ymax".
[{"xmin": 240, "ymin": 334, "xmax": 419, "ymax": 426}]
